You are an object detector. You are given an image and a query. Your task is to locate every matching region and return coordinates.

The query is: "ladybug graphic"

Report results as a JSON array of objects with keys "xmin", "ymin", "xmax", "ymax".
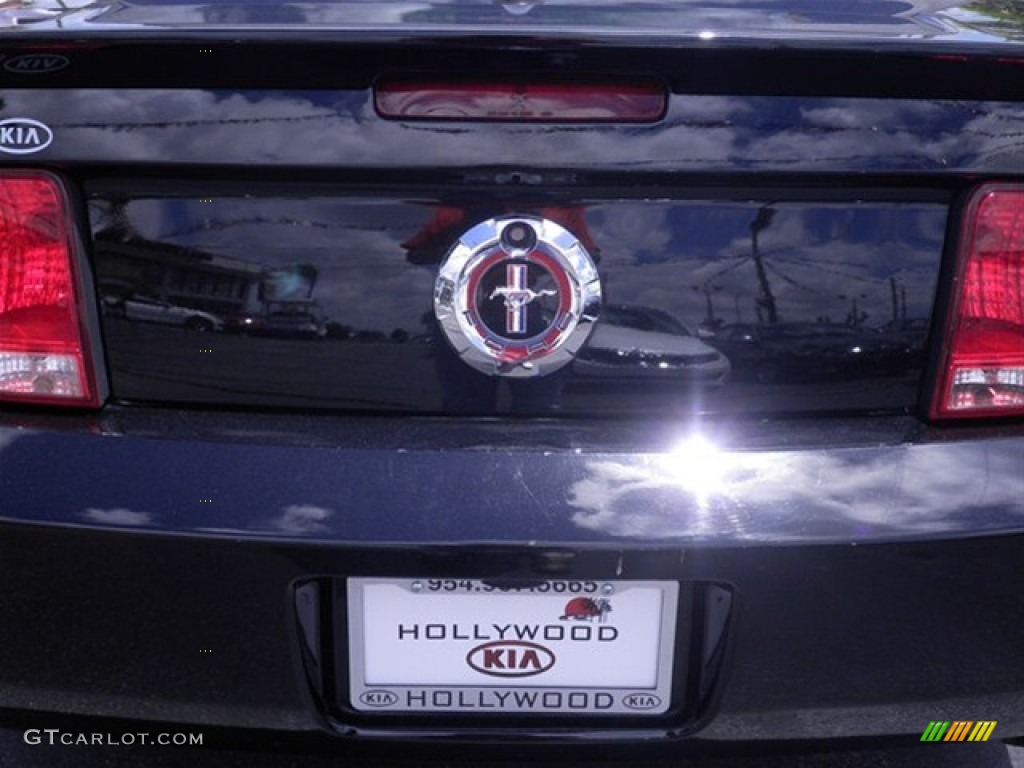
[{"xmin": 559, "ymin": 597, "xmax": 612, "ymax": 623}]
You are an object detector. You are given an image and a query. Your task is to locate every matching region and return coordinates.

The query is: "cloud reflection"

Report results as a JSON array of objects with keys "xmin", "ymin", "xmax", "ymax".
[
  {"xmin": 569, "ymin": 438, "xmax": 1024, "ymax": 541},
  {"xmin": 4, "ymin": 89, "xmax": 1023, "ymax": 175},
  {"xmin": 0, "ymin": 429, "xmax": 30, "ymax": 454},
  {"xmin": 267, "ymin": 503, "xmax": 334, "ymax": 534},
  {"xmin": 80, "ymin": 507, "xmax": 155, "ymax": 527}
]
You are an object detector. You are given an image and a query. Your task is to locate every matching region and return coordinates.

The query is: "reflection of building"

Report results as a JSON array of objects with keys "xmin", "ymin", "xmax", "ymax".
[{"xmin": 94, "ymin": 235, "xmax": 317, "ymax": 320}]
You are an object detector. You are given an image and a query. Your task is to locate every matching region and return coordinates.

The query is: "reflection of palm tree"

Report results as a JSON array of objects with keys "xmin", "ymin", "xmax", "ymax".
[
  {"xmin": 92, "ymin": 194, "xmax": 138, "ymax": 241},
  {"xmin": 750, "ymin": 206, "xmax": 778, "ymax": 324},
  {"xmin": 743, "ymin": 206, "xmax": 893, "ymax": 326}
]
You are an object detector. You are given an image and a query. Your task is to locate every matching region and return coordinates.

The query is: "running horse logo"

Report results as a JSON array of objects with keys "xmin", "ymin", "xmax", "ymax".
[
  {"xmin": 559, "ymin": 597, "xmax": 612, "ymax": 624},
  {"xmin": 489, "ymin": 264, "xmax": 557, "ymax": 335}
]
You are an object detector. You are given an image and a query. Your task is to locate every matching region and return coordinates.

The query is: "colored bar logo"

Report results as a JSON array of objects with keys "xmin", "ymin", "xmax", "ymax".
[{"xmin": 921, "ymin": 721, "xmax": 997, "ymax": 742}]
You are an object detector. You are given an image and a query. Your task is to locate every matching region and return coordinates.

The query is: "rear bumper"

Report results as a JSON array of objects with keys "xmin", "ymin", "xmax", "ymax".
[{"xmin": 1, "ymin": 408, "xmax": 1023, "ymax": 745}]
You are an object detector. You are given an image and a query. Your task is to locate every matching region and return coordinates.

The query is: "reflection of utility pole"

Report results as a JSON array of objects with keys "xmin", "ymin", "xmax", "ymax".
[
  {"xmin": 889, "ymin": 277, "xmax": 909, "ymax": 324},
  {"xmin": 691, "ymin": 283, "xmax": 723, "ymax": 329},
  {"xmin": 750, "ymin": 206, "xmax": 778, "ymax": 325},
  {"xmin": 840, "ymin": 293, "xmax": 868, "ymax": 326}
]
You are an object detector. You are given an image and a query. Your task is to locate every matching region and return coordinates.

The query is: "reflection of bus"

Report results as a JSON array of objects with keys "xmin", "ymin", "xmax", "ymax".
[
  {"xmin": 97, "ymin": 237, "xmax": 266, "ymax": 317},
  {"xmin": 96, "ymin": 236, "xmax": 324, "ymax": 334},
  {"xmin": 237, "ymin": 299, "xmax": 328, "ymax": 339}
]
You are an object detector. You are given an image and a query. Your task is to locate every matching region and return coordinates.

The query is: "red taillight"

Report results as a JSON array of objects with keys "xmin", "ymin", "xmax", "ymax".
[
  {"xmin": 932, "ymin": 184, "xmax": 1024, "ymax": 419},
  {"xmin": 0, "ymin": 172, "xmax": 101, "ymax": 407},
  {"xmin": 375, "ymin": 80, "xmax": 666, "ymax": 123}
]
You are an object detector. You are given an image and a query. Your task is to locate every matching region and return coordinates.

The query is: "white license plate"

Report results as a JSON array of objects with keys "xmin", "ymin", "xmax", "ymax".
[{"xmin": 347, "ymin": 578, "xmax": 678, "ymax": 715}]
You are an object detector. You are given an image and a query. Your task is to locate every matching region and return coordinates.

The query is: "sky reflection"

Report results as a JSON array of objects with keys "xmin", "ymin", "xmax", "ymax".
[{"xmin": 569, "ymin": 436, "xmax": 1024, "ymax": 541}]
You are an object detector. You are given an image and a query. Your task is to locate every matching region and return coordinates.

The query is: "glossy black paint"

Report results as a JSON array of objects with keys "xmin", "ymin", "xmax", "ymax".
[
  {"xmin": 2, "ymin": 0, "xmax": 1023, "ymax": 49},
  {"xmin": 1, "ymin": 3, "xmax": 1023, "ymax": 750},
  {"xmin": 1, "ymin": 40, "xmax": 1024, "ymax": 108},
  {"xmin": 0, "ymin": 88, "xmax": 1021, "ymax": 174},
  {"xmin": 85, "ymin": 189, "xmax": 943, "ymax": 416},
  {"xmin": 2, "ymin": 415, "xmax": 1022, "ymax": 544},
  {"xmin": 1, "ymin": 512, "xmax": 1023, "ymax": 742},
  {"xmin": 0, "ymin": 77, "xmax": 1013, "ymax": 419}
]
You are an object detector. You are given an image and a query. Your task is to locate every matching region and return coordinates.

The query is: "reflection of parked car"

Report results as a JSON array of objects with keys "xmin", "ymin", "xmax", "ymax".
[
  {"xmin": 101, "ymin": 293, "xmax": 223, "ymax": 332},
  {"xmin": 241, "ymin": 300, "xmax": 328, "ymax": 339},
  {"xmin": 714, "ymin": 322, "xmax": 902, "ymax": 382},
  {"xmin": 575, "ymin": 305, "xmax": 730, "ymax": 382}
]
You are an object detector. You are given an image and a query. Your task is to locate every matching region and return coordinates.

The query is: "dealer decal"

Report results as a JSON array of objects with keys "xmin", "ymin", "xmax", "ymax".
[
  {"xmin": 3, "ymin": 54, "xmax": 70, "ymax": 74},
  {"xmin": 0, "ymin": 118, "xmax": 53, "ymax": 154},
  {"xmin": 403, "ymin": 689, "xmax": 616, "ymax": 710},
  {"xmin": 396, "ymin": 622, "xmax": 619, "ymax": 642}
]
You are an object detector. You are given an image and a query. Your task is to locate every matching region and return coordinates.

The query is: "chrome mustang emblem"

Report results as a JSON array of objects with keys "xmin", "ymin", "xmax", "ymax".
[
  {"xmin": 489, "ymin": 265, "xmax": 558, "ymax": 335},
  {"xmin": 434, "ymin": 216, "xmax": 601, "ymax": 377}
]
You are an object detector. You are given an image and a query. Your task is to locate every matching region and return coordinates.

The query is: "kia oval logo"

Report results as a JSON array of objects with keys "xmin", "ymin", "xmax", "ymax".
[
  {"xmin": 622, "ymin": 693, "xmax": 662, "ymax": 711},
  {"xmin": 0, "ymin": 118, "xmax": 53, "ymax": 155},
  {"xmin": 358, "ymin": 689, "xmax": 398, "ymax": 708},
  {"xmin": 3, "ymin": 54, "xmax": 70, "ymax": 74},
  {"xmin": 466, "ymin": 640, "xmax": 555, "ymax": 678}
]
